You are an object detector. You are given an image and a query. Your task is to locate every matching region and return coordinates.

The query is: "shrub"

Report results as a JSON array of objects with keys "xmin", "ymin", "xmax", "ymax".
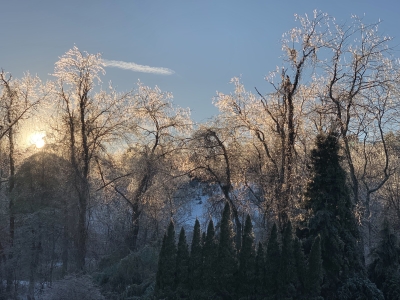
[{"xmin": 40, "ymin": 275, "xmax": 105, "ymax": 300}]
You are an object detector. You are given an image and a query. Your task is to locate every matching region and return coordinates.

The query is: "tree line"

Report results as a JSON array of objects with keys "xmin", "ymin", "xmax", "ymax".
[
  {"xmin": 156, "ymin": 212, "xmax": 324, "ymax": 299},
  {"xmin": 156, "ymin": 133, "xmax": 399, "ymax": 299}
]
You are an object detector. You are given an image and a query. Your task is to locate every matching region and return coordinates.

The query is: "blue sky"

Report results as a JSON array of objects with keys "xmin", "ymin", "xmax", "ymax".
[{"xmin": 2, "ymin": 0, "xmax": 399, "ymax": 122}]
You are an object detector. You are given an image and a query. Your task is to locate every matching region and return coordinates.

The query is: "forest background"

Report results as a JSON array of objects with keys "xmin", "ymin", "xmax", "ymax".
[{"xmin": 2, "ymin": 9, "xmax": 400, "ymax": 299}]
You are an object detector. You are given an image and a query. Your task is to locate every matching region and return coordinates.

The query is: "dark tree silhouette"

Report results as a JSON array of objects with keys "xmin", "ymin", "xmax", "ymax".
[
  {"xmin": 238, "ymin": 215, "xmax": 255, "ymax": 297},
  {"xmin": 155, "ymin": 221, "xmax": 176, "ymax": 298},
  {"xmin": 303, "ymin": 132, "xmax": 363, "ymax": 298},
  {"xmin": 217, "ymin": 203, "xmax": 237, "ymax": 298},
  {"xmin": 176, "ymin": 227, "xmax": 189, "ymax": 297}
]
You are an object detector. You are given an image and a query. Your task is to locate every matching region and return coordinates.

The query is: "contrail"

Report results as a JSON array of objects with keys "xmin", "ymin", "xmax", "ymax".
[{"xmin": 102, "ymin": 59, "xmax": 175, "ymax": 75}]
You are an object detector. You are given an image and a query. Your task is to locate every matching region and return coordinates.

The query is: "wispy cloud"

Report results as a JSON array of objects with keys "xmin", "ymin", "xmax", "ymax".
[{"xmin": 102, "ymin": 59, "xmax": 175, "ymax": 75}]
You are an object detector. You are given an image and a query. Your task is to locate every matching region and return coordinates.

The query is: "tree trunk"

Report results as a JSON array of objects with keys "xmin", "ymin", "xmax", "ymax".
[
  {"xmin": 28, "ymin": 237, "xmax": 41, "ymax": 299},
  {"xmin": 76, "ymin": 186, "xmax": 88, "ymax": 271},
  {"xmin": 6, "ymin": 125, "xmax": 15, "ymax": 295}
]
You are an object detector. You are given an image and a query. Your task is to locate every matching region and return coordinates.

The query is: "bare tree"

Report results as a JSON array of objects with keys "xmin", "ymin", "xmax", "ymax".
[
  {"xmin": 0, "ymin": 70, "xmax": 42, "ymax": 295},
  {"xmin": 52, "ymin": 46, "xmax": 130, "ymax": 270},
  {"xmin": 97, "ymin": 82, "xmax": 192, "ymax": 251},
  {"xmin": 215, "ymin": 76, "xmax": 314, "ymax": 228},
  {"xmin": 185, "ymin": 123, "xmax": 246, "ymax": 248},
  {"xmin": 214, "ymin": 12, "xmax": 400, "ymax": 250}
]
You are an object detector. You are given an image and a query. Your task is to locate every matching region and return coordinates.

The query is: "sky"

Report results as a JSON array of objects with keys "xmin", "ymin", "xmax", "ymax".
[{"xmin": 2, "ymin": 0, "xmax": 400, "ymax": 123}]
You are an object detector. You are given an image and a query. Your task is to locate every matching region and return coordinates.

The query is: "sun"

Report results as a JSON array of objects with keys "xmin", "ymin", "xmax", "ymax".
[{"xmin": 29, "ymin": 132, "xmax": 46, "ymax": 149}]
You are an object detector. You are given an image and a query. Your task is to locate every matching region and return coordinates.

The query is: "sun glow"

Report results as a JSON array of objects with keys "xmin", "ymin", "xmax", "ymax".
[{"xmin": 29, "ymin": 132, "xmax": 46, "ymax": 149}]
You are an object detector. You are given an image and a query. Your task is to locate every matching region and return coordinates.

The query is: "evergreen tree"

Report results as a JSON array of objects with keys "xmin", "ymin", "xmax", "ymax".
[
  {"xmin": 254, "ymin": 242, "xmax": 266, "ymax": 297},
  {"xmin": 307, "ymin": 235, "xmax": 322, "ymax": 298},
  {"xmin": 383, "ymin": 272, "xmax": 400, "ymax": 300},
  {"xmin": 155, "ymin": 221, "xmax": 176, "ymax": 298},
  {"xmin": 202, "ymin": 219, "xmax": 218, "ymax": 297},
  {"xmin": 238, "ymin": 215, "xmax": 256, "ymax": 297},
  {"xmin": 304, "ymin": 132, "xmax": 363, "ymax": 298},
  {"xmin": 176, "ymin": 227, "xmax": 190, "ymax": 298},
  {"xmin": 278, "ymin": 220, "xmax": 296, "ymax": 298},
  {"xmin": 155, "ymin": 233, "xmax": 167, "ymax": 296},
  {"xmin": 217, "ymin": 203, "xmax": 237, "ymax": 298},
  {"xmin": 369, "ymin": 219, "xmax": 400, "ymax": 299},
  {"xmin": 265, "ymin": 223, "xmax": 280, "ymax": 298},
  {"xmin": 189, "ymin": 219, "xmax": 203, "ymax": 295},
  {"xmin": 293, "ymin": 237, "xmax": 307, "ymax": 298},
  {"xmin": 338, "ymin": 277, "xmax": 384, "ymax": 300}
]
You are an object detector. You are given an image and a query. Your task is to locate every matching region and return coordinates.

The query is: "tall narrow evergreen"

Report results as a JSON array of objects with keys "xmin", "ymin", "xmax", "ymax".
[
  {"xmin": 254, "ymin": 242, "xmax": 266, "ymax": 297},
  {"xmin": 155, "ymin": 221, "xmax": 176, "ymax": 298},
  {"xmin": 307, "ymin": 235, "xmax": 322, "ymax": 298},
  {"xmin": 265, "ymin": 223, "xmax": 280, "ymax": 297},
  {"xmin": 176, "ymin": 227, "xmax": 190, "ymax": 297},
  {"xmin": 293, "ymin": 237, "xmax": 307, "ymax": 298},
  {"xmin": 155, "ymin": 233, "xmax": 167, "ymax": 296},
  {"xmin": 238, "ymin": 215, "xmax": 255, "ymax": 297},
  {"xmin": 202, "ymin": 219, "xmax": 218, "ymax": 297},
  {"xmin": 189, "ymin": 219, "xmax": 203, "ymax": 294},
  {"xmin": 278, "ymin": 220, "xmax": 296, "ymax": 298},
  {"xmin": 304, "ymin": 132, "xmax": 363, "ymax": 298},
  {"xmin": 217, "ymin": 203, "xmax": 237, "ymax": 297}
]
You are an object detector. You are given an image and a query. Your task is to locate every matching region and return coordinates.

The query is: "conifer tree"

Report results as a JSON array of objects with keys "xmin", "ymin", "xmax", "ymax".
[
  {"xmin": 255, "ymin": 242, "xmax": 266, "ymax": 297},
  {"xmin": 155, "ymin": 221, "xmax": 176, "ymax": 298},
  {"xmin": 238, "ymin": 215, "xmax": 255, "ymax": 297},
  {"xmin": 304, "ymin": 132, "xmax": 363, "ymax": 298},
  {"xmin": 338, "ymin": 277, "xmax": 384, "ymax": 300},
  {"xmin": 176, "ymin": 227, "xmax": 190, "ymax": 297},
  {"xmin": 369, "ymin": 219, "xmax": 400, "ymax": 299},
  {"xmin": 307, "ymin": 235, "xmax": 322, "ymax": 298},
  {"xmin": 217, "ymin": 203, "xmax": 237, "ymax": 297},
  {"xmin": 202, "ymin": 219, "xmax": 218, "ymax": 297},
  {"xmin": 293, "ymin": 237, "xmax": 307, "ymax": 298},
  {"xmin": 189, "ymin": 219, "xmax": 203, "ymax": 295},
  {"xmin": 265, "ymin": 223, "xmax": 280, "ymax": 297},
  {"xmin": 278, "ymin": 220, "xmax": 296, "ymax": 298},
  {"xmin": 155, "ymin": 233, "xmax": 167, "ymax": 296}
]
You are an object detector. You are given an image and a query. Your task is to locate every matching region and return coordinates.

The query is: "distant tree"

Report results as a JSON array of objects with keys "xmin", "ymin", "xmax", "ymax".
[
  {"xmin": 155, "ymin": 221, "xmax": 176, "ymax": 298},
  {"xmin": 202, "ymin": 219, "xmax": 218, "ymax": 297},
  {"xmin": 238, "ymin": 215, "xmax": 255, "ymax": 297},
  {"xmin": 265, "ymin": 223, "xmax": 280, "ymax": 297},
  {"xmin": 217, "ymin": 203, "xmax": 237, "ymax": 298},
  {"xmin": 189, "ymin": 219, "xmax": 203, "ymax": 295},
  {"xmin": 175, "ymin": 227, "xmax": 189, "ymax": 298},
  {"xmin": 303, "ymin": 132, "xmax": 364, "ymax": 298},
  {"xmin": 11, "ymin": 153, "xmax": 75, "ymax": 298}
]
